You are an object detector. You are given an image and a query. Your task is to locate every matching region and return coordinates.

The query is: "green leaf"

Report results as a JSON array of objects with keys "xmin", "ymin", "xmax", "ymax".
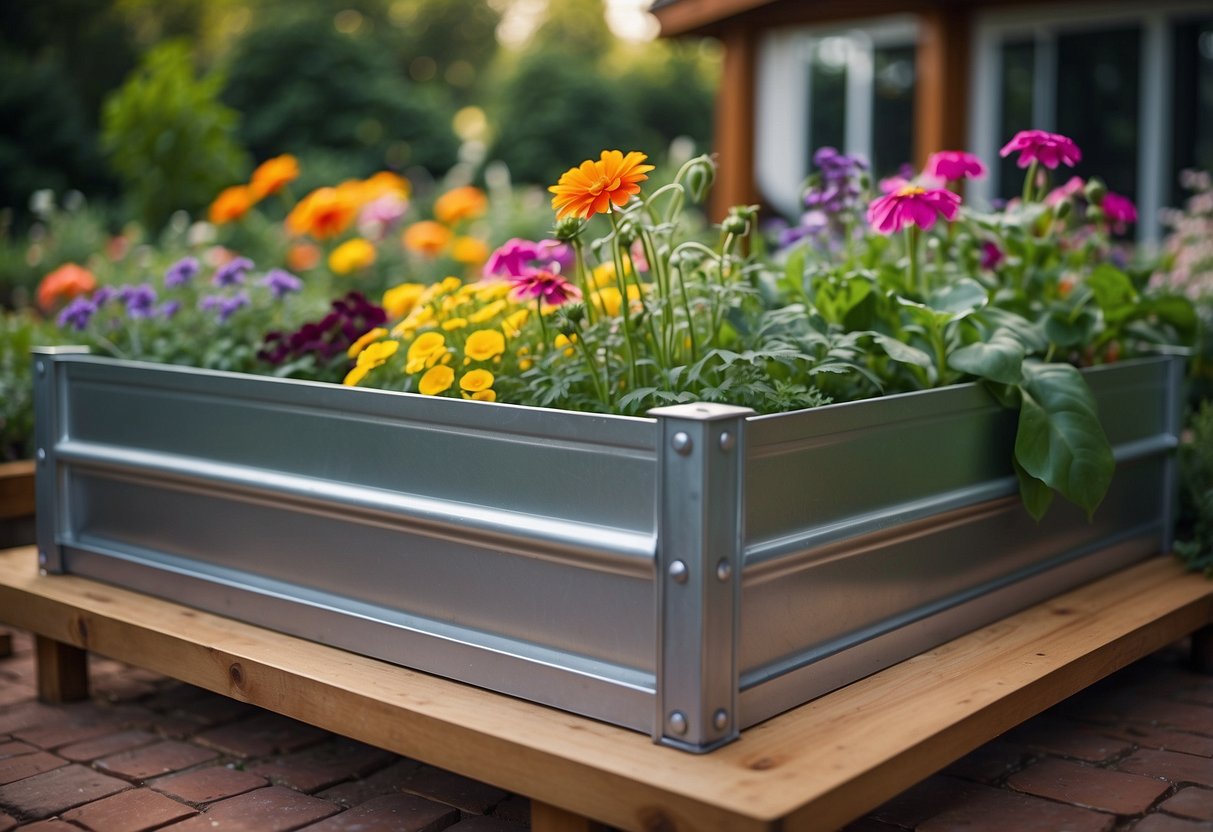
[
  {"xmin": 926, "ymin": 277, "xmax": 989, "ymax": 317},
  {"xmin": 1014, "ymin": 361, "xmax": 1115, "ymax": 518},
  {"xmin": 1086, "ymin": 264, "xmax": 1138, "ymax": 324},
  {"xmin": 814, "ymin": 275, "xmax": 873, "ymax": 325},
  {"xmin": 1014, "ymin": 458, "xmax": 1055, "ymax": 521},
  {"xmin": 871, "ymin": 333, "xmax": 933, "ymax": 369},
  {"xmin": 948, "ymin": 331, "xmax": 1025, "ymax": 384},
  {"xmin": 1144, "ymin": 295, "xmax": 1199, "ymax": 344},
  {"xmin": 978, "ymin": 307, "xmax": 1049, "ymax": 353},
  {"xmin": 1043, "ymin": 306, "xmax": 1099, "ymax": 348}
]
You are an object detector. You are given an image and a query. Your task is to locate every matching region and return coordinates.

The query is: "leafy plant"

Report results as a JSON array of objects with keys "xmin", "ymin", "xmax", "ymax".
[
  {"xmin": 1177, "ymin": 402, "xmax": 1213, "ymax": 575},
  {"xmin": 0, "ymin": 311, "xmax": 53, "ymax": 461}
]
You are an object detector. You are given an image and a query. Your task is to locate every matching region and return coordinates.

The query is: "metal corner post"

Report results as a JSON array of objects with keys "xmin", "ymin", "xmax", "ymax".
[
  {"xmin": 1160, "ymin": 352, "xmax": 1187, "ymax": 554},
  {"xmin": 648, "ymin": 402, "xmax": 753, "ymax": 751},
  {"xmin": 31, "ymin": 346, "xmax": 89, "ymax": 573}
]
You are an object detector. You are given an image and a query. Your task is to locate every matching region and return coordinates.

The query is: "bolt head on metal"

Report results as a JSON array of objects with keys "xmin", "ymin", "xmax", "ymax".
[
  {"xmin": 35, "ymin": 361, "xmax": 45, "ymax": 376},
  {"xmin": 713, "ymin": 709, "xmax": 729, "ymax": 731},
  {"xmin": 668, "ymin": 559, "xmax": 689, "ymax": 584},
  {"xmin": 719, "ymin": 431, "xmax": 735, "ymax": 452},
  {"xmin": 716, "ymin": 560, "xmax": 732, "ymax": 582},
  {"xmin": 671, "ymin": 431, "xmax": 693, "ymax": 454},
  {"xmin": 36, "ymin": 448, "xmax": 46, "ymax": 463},
  {"xmin": 38, "ymin": 551, "xmax": 47, "ymax": 565},
  {"xmin": 667, "ymin": 711, "xmax": 688, "ymax": 735}
]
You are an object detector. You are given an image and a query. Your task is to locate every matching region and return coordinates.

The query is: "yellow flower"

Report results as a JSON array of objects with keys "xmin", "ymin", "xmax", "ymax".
[
  {"xmin": 441, "ymin": 317, "xmax": 468, "ymax": 331},
  {"xmin": 407, "ymin": 331, "xmax": 447, "ymax": 367},
  {"xmin": 328, "ymin": 238, "xmax": 377, "ymax": 275},
  {"xmin": 343, "ymin": 365, "xmax": 371, "ymax": 386},
  {"xmin": 467, "ymin": 389, "xmax": 496, "ymax": 402},
  {"xmin": 549, "ymin": 150, "xmax": 654, "ymax": 220},
  {"xmin": 358, "ymin": 340, "xmax": 399, "ymax": 365},
  {"xmin": 451, "ymin": 236, "xmax": 490, "ymax": 267},
  {"xmin": 249, "ymin": 154, "xmax": 300, "ymax": 200},
  {"xmin": 286, "ymin": 187, "xmax": 358, "ymax": 240},
  {"xmin": 475, "ymin": 280, "xmax": 511, "ymax": 301},
  {"xmin": 434, "ymin": 186, "xmax": 488, "ymax": 224},
  {"xmin": 419, "ymin": 364, "xmax": 455, "ymax": 395},
  {"xmin": 554, "ymin": 333, "xmax": 577, "ymax": 357},
  {"xmin": 403, "ymin": 221, "xmax": 452, "ymax": 256},
  {"xmin": 459, "ymin": 369, "xmax": 494, "ymax": 393},
  {"xmin": 591, "ymin": 285, "xmax": 643, "ymax": 317},
  {"xmin": 382, "ymin": 283, "xmax": 425, "ymax": 319},
  {"xmin": 591, "ymin": 260, "xmax": 632, "ymax": 288},
  {"xmin": 347, "ymin": 327, "xmax": 389, "ymax": 359},
  {"xmin": 208, "ymin": 185, "xmax": 253, "ymax": 225},
  {"xmin": 468, "ymin": 299, "xmax": 507, "ymax": 324},
  {"xmin": 464, "ymin": 329, "xmax": 505, "ymax": 362},
  {"xmin": 502, "ymin": 309, "xmax": 530, "ymax": 337}
]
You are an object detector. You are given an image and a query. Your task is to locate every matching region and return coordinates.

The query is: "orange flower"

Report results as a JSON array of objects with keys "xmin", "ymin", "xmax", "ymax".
[
  {"xmin": 363, "ymin": 171, "xmax": 411, "ymax": 201},
  {"xmin": 37, "ymin": 263, "xmax": 96, "ymax": 311},
  {"xmin": 209, "ymin": 185, "xmax": 254, "ymax": 224},
  {"xmin": 402, "ymin": 221, "xmax": 452, "ymax": 257},
  {"xmin": 249, "ymin": 154, "xmax": 300, "ymax": 200},
  {"xmin": 451, "ymin": 236, "xmax": 489, "ymax": 266},
  {"xmin": 549, "ymin": 150, "xmax": 654, "ymax": 220},
  {"xmin": 434, "ymin": 186, "xmax": 487, "ymax": 224},
  {"xmin": 286, "ymin": 242, "xmax": 322, "ymax": 272},
  {"xmin": 286, "ymin": 187, "xmax": 358, "ymax": 240}
]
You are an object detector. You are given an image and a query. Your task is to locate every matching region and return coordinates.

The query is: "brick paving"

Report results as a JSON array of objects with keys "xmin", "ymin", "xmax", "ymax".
[{"xmin": 0, "ymin": 630, "xmax": 1210, "ymax": 830}]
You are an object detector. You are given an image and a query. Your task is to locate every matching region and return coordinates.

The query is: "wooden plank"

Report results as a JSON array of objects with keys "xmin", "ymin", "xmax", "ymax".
[
  {"xmin": 710, "ymin": 26, "xmax": 759, "ymax": 222},
  {"xmin": 914, "ymin": 6, "xmax": 973, "ymax": 169},
  {"xmin": 532, "ymin": 802, "xmax": 612, "ymax": 832},
  {"xmin": 0, "ymin": 546, "xmax": 1209, "ymax": 831},
  {"xmin": 0, "ymin": 460, "xmax": 35, "ymax": 520},
  {"xmin": 34, "ymin": 634, "xmax": 89, "ymax": 703}
]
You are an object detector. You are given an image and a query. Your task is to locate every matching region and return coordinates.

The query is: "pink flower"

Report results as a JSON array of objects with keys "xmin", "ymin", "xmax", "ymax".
[
  {"xmin": 866, "ymin": 186, "xmax": 962, "ymax": 234},
  {"xmin": 999, "ymin": 130, "xmax": 1082, "ymax": 170},
  {"xmin": 925, "ymin": 151, "xmax": 987, "ymax": 182},
  {"xmin": 1045, "ymin": 176, "xmax": 1085, "ymax": 205},
  {"xmin": 509, "ymin": 269, "xmax": 582, "ymax": 306},
  {"xmin": 980, "ymin": 241, "xmax": 1005, "ymax": 271},
  {"xmin": 484, "ymin": 238, "xmax": 572, "ymax": 280},
  {"xmin": 1102, "ymin": 192, "xmax": 1137, "ymax": 232}
]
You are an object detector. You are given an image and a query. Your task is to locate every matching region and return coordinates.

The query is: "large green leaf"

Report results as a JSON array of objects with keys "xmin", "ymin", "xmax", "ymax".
[
  {"xmin": 871, "ymin": 333, "xmax": 933, "ymax": 369},
  {"xmin": 926, "ymin": 278, "xmax": 989, "ymax": 317},
  {"xmin": 1014, "ymin": 361, "xmax": 1115, "ymax": 518},
  {"xmin": 1087, "ymin": 264, "xmax": 1138, "ymax": 324},
  {"xmin": 1014, "ymin": 458, "xmax": 1055, "ymax": 521},
  {"xmin": 948, "ymin": 330, "xmax": 1025, "ymax": 384}
]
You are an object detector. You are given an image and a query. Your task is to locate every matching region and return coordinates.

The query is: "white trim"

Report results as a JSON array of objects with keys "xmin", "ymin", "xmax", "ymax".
[
  {"xmin": 1138, "ymin": 14, "xmax": 1170, "ymax": 248},
  {"xmin": 967, "ymin": 25, "xmax": 1002, "ymax": 208},
  {"xmin": 846, "ymin": 33, "xmax": 874, "ymax": 166}
]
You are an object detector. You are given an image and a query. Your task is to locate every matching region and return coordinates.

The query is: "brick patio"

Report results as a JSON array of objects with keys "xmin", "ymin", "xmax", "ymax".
[{"xmin": 0, "ymin": 629, "xmax": 1210, "ymax": 831}]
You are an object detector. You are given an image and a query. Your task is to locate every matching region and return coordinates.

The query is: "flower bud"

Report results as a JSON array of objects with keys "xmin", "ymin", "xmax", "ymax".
[
  {"xmin": 682, "ymin": 155, "xmax": 716, "ymax": 203},
  {"xmin": 562, "ymin": 302, "xmax": 586, "ymax": 328},
  {"xmin": 1083, "ymin": 177, "xmax": 1107, "ymax": 205},
  {"xmin": 553, "ymin": 217, "xmax": 584, "ymax": 242},
  {"xmin": 615, "ymin": 216, "xmax": 639, "ymax": 246},
  {"xmin": 722, "ymin": 205, "xmax": 756, "ymax": 236},
  {"xmin": 1086, "ymin": 205, "xmax": 1105, "ymax": 225},
  {"xmin": 1053, "ymin": 198, "xmax": 1072, "ymax": 220}
]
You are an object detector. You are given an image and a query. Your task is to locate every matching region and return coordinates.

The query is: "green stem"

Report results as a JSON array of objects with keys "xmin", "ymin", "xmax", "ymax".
[
  {"xmin": 571, "ymin": 238, "xmax": 596, "ymax": 325},
  {"xmin": 1022, "ymin": 159, "xmax": 1039, "ymax": 204},
  {"xmin": 608, "ymin": 213, "xmax": 640, "ymax": 391},
  {"xmin": 905, "ymin": 226, "xmax": 924, "ymax": 298},
  {"xmin": 572, "ymin": 323, "xmax": 610, "ymax": 407},
  {"xmin": 535, "ymin": 296, "xmax": 549, "ymax": 352}
]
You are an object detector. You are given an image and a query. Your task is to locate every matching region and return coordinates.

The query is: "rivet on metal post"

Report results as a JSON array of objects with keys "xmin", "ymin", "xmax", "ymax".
[
  {"xmin": 668, "ymin": 711, "xmax": 688, "ymax": 735},
  {"xmin": 719, "ymin": 431, "xmax": 735, "ymax": 452},
  {"xmin": 671, "ymin": 431, "xmax": 693, "ymax": 455},
  {"xmin": 38, "ymin": 551, "xmax": 47, "ymax": 566},
  {"xmin": 35, "ymin": 361, "xmax": 45, "ymax": 376},
  {"xmin": 668, "ymin": 560, "xmax": 689, "ymax": 584},
  {"xmin": 36, "ymin": 448, "xmax": 46, "ymax": 464},
  {"xmin": 713, "ymin": 709, "xmax": 729, "ymax": 731},
  {"xmin": 715, "ymin": 560, "xmax": 732, "ymax": 582}
]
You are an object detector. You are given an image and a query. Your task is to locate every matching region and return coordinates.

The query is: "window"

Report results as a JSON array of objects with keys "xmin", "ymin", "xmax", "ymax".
[
  {"xmin": 1171, "ymin": 17, "xmax": 1213, "ymax": 204},
  {"xmin": 871, "ymin": 44, "xmax": 917, "ymax": 177}
]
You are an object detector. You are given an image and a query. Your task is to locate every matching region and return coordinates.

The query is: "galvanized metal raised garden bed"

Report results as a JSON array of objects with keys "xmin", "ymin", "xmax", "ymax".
[{"xmin": 32, "ymin": 347, "xmax": 1183, "ymax": 751}]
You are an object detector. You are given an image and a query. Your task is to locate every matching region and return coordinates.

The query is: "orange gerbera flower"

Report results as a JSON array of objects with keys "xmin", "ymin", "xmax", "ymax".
[
  {"xmin": 402, "ymin": 221, "xmax": 452, "ymax": 257},
  {"xmin": 37, "ymin": 263, "xmax": 97, "ymax": 311},
  {"xmin": 209, "ymin": 185, "xmax": 254, "ymax": 224},
  {"xmin": 434, "ymin": 185, "xmax": 488, "ymax": 224},
  {"xmin": 549, "ymin": 150, "xmax": 654, "ymax": 220},
  {"xmin": 286, "ymin": 187, "xmax": 358, "ymax": 240},
  {"xmin": 249, "ymin": 154, "xmax": 300, "ymax": 200}
]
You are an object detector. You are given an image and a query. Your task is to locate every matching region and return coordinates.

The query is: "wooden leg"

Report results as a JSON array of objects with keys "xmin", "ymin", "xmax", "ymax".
[
  {"xmin": 35, "ymin": 635, "xmax": 89, "ymax": 702},
  {"xmin": 532, "ymin": 801, "xmax": 612, "ymax": 832},
  {"xmin": 1193, "ymin": 625, "xmax": 1213, "ymax": 675},
  {"xmin": 0, "ymin": 630, "xmax": 11, "ymax": 658}
]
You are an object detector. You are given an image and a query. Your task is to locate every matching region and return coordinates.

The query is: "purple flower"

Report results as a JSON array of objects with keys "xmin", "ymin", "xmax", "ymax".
[
  {"xmin": 508, "ymin": 269, "xmax": 582, "ymax": 306},
  {"xmin": 213, "ymin": 256, "xmax": 254, "ymax": 287},
  {"xmin": 259, "ymin": 268, "xmax": 303, "ymax": 299},
  {"xmin": 91, "ymin": 286, "xmax": 116, "ymax": 306},
  {"xmin": 158, "ymin": 300, "xmax": 182, "ymax": 319},
  {"xmin": 164, "ymin": 256, "xmax": 200, "ymax": 287},
  {"xmin": 779, "ymin": 210, "xmax": 829, "ymax": 247},
  {"xmin": 57, "ymin": 297, "xmax": 96, "ymax": 331},
  {"xmin": 119, "ymin": 283, "xmax": 157, "ymax": 319},
  {"xmin": 218, "ymin": 291, "xmax": 250, "ymax": 322},
  {"xmin": 484, "ymin": 238, "xmax": 574, "ymax": 280}
]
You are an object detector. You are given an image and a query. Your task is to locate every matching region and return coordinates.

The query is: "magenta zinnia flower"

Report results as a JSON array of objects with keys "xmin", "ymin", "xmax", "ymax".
[
  {"xmin": 999, "ymin": 130, "xmax": 1082, "ymax": 170},
  {"xmin": 1045, "ymin": 176, "xmax": 1085, "ymax": 205},
  {"xmin": 925, "ymin": 151, "xmax": 987, "ymax": 182},
  {"xmin": 508, "ymin": 269, "xmax": 582, "ymax": 306},
  {"xmin": 484, "ymin": 238, "xmax": 573, "ymax": 280},
  {"xmin": 1101, "ymin": 192, "xmax": 1137, "ymax": 233},
  {"xmin": 866, "ymin": 186, "xmax": 962, "ymax": 234}
]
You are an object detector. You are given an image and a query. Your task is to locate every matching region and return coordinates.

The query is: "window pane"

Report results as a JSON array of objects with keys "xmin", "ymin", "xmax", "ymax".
[
  {"xmin": 808, "ymin": 37, "xmax": 848, "ymax": 156},
  {"xmin": 1171, "ymin": 18, "xmax": 1213, "ymax": 205},
  {"xmin": 998, "ymin": 39, "xmax": 1035, "ymax": 201},
  {"xmin": 1056, "ymin": 26, "xmax": 1141, "ymax": 200},
  {"xmin": 871, "ymin": 44, "xmax": 916, "ymax": 178}
]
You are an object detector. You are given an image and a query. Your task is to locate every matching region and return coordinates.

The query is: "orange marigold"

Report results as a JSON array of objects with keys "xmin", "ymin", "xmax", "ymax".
[
  {"xmin": 286, "ymin": 242, "xmax": 322, "ymax": 272},
  {"xmin": 549, "ymin": 150, "xmax": 654, "ymax": 221},
  {"xmin": 434, "ymin": 186, "xmax": 487, "ymax": 224},
  {"xmin": 209, "ymin": 185, "xmax": 254, "ymax": 225},
  {"xmin": 37, "ymin": 263, "xmax": 97, "ymax": 312},
  {"xmin": 363, "ymin": 171, "xmax": 411, "ymax": 201},
  {"xmin": 286, "ymin": 187, "xmax": 358, "ymax": 240},
  {"xmin": 402, "ymin": 221, "xmax": 453, "ymax": 257},
  {"xmin": 249, "ymin": 154, "xmax": 300, "ymax": 200}
]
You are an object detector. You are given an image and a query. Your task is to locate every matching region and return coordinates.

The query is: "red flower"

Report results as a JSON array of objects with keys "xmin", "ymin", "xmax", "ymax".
[
  {"xmin": 866, "ymin": 186, "xmax": 961, "ymax": 234},
  {"xmin": 999, "ymin": 130, "xmax": 1082, "ymax": 170}
]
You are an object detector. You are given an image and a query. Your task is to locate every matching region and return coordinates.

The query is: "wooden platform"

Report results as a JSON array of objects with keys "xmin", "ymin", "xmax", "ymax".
[{"xmin": 0, "ymin": 545, "xmax": 1210, "ymax": 832}]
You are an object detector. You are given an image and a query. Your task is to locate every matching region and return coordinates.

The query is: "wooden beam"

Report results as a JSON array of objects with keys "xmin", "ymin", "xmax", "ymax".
[
  {"xmin": 0, "ymin": 460, "xmax": 36, "ymax": 521},
  {"xmin": 711, "ymin": 25, "xmax": 759, "ymax": 221},
  {"xmin": 35, "ymin": 634, "xmax": 89, "ymax": 703},
  {"xmin": 914, "ymin": 5, "xmax": 974, "ymax": 168}
]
